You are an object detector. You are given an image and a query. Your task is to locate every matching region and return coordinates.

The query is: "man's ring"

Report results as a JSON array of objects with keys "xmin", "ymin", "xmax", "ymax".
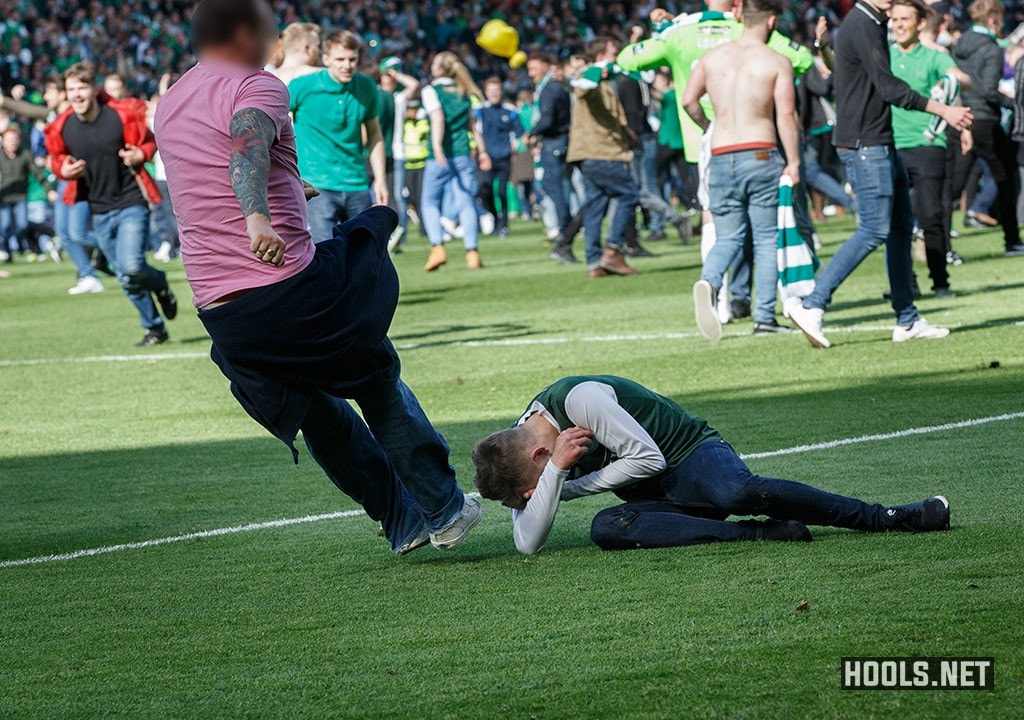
[
  {"xmin": 255, "ymin": 248, "xmax": 265, "ymax": 256},
  {"xmin": 267, "ymin": 249, "xmax": 277, "ymax": 258}
]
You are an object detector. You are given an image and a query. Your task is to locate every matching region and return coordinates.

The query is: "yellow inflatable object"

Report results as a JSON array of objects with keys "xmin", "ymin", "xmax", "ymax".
[{"xmin": 476, "ymin": 19, "xmax": 527, "ymax": 68}]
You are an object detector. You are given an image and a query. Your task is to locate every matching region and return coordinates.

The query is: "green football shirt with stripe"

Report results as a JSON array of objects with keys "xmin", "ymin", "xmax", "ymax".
[
  {"xmin": 617, "ymin": 11, "xmax": 813, "ymax": 162},
  {"xmin": 889, "ymin": 43, "xmax": 956, "ymax": 150},
  {"xmin": 288, "ymin": 70, "xmax": 380, "ymax": 192}
]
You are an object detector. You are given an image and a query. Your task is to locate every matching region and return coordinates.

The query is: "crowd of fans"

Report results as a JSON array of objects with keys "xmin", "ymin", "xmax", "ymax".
[{"xmin": 1, "ymin": 0, "xmax": 1023, "ymax": 342}]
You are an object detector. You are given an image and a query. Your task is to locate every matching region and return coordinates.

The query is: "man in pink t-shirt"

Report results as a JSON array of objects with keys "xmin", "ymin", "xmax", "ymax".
[{"xmin": 154, "ymin": 0, "xmax": 480, "ymax": 556}]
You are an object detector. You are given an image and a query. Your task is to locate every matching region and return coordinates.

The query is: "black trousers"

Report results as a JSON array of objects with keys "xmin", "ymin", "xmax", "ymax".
[
  {"xmin": 901, "ymin": 146, "xmax": 950, "ymax": 290},
  {"xmin": 969, "ymin": 119, "xmax": 1020, "ymax": 249},
  {"xmin": 403, "ymin": 165, "xmax": 424, "ymax": 236},
  {"xmin": 478, "ymin": 156, "xmax": 512, "ymax": 230}
]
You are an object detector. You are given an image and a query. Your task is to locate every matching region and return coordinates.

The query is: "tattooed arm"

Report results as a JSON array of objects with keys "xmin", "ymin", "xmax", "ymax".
[{"xmin": 229, "ymin": 107, "xmax": 286, "ymax": 267}]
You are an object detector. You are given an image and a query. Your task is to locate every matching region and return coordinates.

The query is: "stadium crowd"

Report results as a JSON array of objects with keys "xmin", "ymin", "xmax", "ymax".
[{"xmin": 1, "ymin": 0, "xmax": 1023, "ymax": 346}]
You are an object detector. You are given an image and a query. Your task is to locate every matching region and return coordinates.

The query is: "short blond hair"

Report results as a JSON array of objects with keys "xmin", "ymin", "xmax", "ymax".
[
  {"xmin": 968, "ymin": 0, "xmax": 1004, "ymax": 24},
  {"xmin": 282, "ymin": 22, "xmax": 320, "ymax": 53}
]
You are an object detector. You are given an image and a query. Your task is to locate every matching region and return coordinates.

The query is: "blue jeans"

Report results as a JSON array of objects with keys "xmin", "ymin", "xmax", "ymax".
[
  {"xmin": 307, "ymin": 189, "xmax": 373, "ymax": 244},
  {"xmin": 701, "ymin": 149, "xmax": 782, "ymax": 325},
  {"xmin": 805, "ymin": 145, "xmax": 918, "ymax": 326},
  {"xmin": 93, "ymin": 204, "xmax": 167, "ymax": 331},
  {"xmin": 301, "ymin": 378, "xmax": 465, "ymax": 551},
  {"xmin": 579, "ymin": 159, "xmax": 639, "ymax": 268},
  {"xmin": 590, "ymin": 438, "xmax": 892, "ymax": 550},
  {"xmin": 540, "ymin": 136, "xmax": 572, "ymax": 235},
  {"xmin": 968, "ymin": 158, "xmax": 998, "ymax": 216},
  {"xmin": 150, "ymin": 179, "xmax": 179, "ymax": 252},
  {"xmin": 0, "ymin": 200, "xmax": 28, "ymax": 254},
  {"xmin": 393, "ymin": 163, "xmax": 408, "ymax": 234},
  {"xmin": 632, "ymin": 135, "xmax": 676, "ymax": 232},
  {"xmin": 803, "ymin": 144, "xmax": 857, "ymax": 213},
  {"xmin": 421, "ymin": 156, "xmax": 479, "ymax": 250},
  {"xmin": 54, "ymin": 180, "xmax": 98, "ymax": 279}
]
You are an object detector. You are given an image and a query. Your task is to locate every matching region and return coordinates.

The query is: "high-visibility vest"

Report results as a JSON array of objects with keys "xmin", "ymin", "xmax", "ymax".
[{"xmin": 403, "ymin": 118, "xmax": 430, "ymax": 169}]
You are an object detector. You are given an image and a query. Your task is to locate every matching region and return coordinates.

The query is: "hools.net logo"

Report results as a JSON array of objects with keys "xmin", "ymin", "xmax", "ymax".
[{"xmin": 841, "ymin": 657, "xmax": 994, "ymax": 690}]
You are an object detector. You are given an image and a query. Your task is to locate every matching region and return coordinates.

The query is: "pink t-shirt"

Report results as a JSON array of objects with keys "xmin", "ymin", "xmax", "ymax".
[{"xmin": 154, "ymin": 60, "xmax": 315, "ymax": 307}]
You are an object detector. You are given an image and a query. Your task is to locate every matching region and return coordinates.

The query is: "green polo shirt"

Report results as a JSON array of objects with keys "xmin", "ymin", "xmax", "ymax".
[
  {"xmin": 289, "ymin": 70, "xmax": 380, "ymax": 192},
  {"xmin": 890, "ymin": 43, "xmax": 955, "ymax": 150},
  {"xmin": 658, "ymin": 89, "xmax": 684, "ymax": 150}
]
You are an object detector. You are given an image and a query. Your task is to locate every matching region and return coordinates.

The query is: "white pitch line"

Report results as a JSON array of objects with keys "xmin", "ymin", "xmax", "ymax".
[
  {"xmin": 0, "ymin": 323, "xmax": 965, "ymax": 367},
  {"xmin": 3, "ymin": 412, "xmax": 1022, "ymax": 569}
]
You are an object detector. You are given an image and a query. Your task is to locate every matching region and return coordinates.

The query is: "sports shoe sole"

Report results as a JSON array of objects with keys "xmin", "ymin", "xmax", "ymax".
[
  {"xmin": 693, "ymin": 280, "xmax": 722, "ymax": 342},
  {"xmin": 430, "ymin": 497, "xmax": 482, "ymax": 551}
]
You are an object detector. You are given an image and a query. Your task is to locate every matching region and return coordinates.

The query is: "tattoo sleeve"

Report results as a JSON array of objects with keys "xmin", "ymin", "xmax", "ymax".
[{"xmin": 228, "ymin": 107, "xmax": 277, "ymax": 220}]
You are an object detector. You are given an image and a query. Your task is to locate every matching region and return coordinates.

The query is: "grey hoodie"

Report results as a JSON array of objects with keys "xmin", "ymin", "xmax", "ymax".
[{"xmin": 952, "ymin": 28, "xmax": 1013, "ymax": 123}]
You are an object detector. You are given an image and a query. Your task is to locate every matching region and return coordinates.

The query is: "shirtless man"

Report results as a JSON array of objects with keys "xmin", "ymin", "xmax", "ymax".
[
  {"xmin": 270, "ymin": 22, "xmax": 321, "ymax": 88},
  {"xmin": 683, "ymin": 0, "xmax": 800, "ymax": 340}
]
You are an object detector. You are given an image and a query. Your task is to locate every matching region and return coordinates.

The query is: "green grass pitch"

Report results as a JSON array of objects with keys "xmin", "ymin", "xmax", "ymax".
[{"xmin": 1, "ymin": 215, "xmax": 1022, "ymax": 718}]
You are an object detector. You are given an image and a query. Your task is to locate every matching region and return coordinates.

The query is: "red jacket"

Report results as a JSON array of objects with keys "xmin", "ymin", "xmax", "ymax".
[{"xmin": 44, "ymin": 95, "xmax": 161, "ymax": 206}]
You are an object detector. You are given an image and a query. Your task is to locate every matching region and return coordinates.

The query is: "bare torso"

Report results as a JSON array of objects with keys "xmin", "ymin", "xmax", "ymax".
[{"xmin": 701, "ymin": 40, "xmax": 789, "ymax": 149}]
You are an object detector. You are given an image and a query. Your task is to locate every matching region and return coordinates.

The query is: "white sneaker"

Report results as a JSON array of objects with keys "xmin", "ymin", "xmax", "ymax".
[
  {"xmin": 439, "ymin": 217, "xmax": 463, "ymax": 239},
  {"xmin": 892, "ymin": 318, "xmax": 950, "ymax": 343},
  {"xmin": 784, "ymin": 297, "xmax": 831, "ymax": 349},
  {"xmin": 479, "ymin": 212, "xmax": 496, "ymax": 236},
  {"xmin": 693, "ymin": 280, "xmax": 723, "ymax": 342},
  {"xmin": 430, "ymin": 496, "xmax": 482, "ymax": 550},
  {"xmin": 153, "ymin": 241, "xmax": 173, "ymax": 263},
  {"xmin": 68, "ymin": 276, "xmax": 104, "ymax": 295},
  {"xmin": 716, "ymin": 285, "xmax": 732, "ymax": 325},
  {"xmin": 387, "ymin": 225, "xmax": 405, "ymax": 253},
  {"xmin": 0, "ymin": 249, "xmax": 9, "ymax": 262}
]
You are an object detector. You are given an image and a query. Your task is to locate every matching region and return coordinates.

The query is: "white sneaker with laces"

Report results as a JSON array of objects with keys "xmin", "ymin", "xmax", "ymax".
[
  {"xmin": 892, "ymin": 318, "xmax": 950, "ymax": 343},
  {"xmin": 784, "ymin": 297, "xmax": 831, "ymax": 348},
  {"xmin": 430, "ymin": 496, "xmax": 482, "ymax": 550},
  {"xmin": 693, "ymin": 280, "xmax": 723, "ymax": 342},
  {"xmin": 68, "ymin": 276, "xmax": 104, "ymax": 295}
]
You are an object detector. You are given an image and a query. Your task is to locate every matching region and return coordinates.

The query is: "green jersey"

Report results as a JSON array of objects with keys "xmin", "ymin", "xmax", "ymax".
[
  {"xmin": 422, "ymin": 79, "xmax": 473, "ymax": 158},
  {"xmin": 890, "ymin": 43, "xmax": 955, "ymax": 150},
  {"xmin": 618, "ymin": 11, "xmax": 813, "ymax": 162},
  {"xmin": 658, "ymin": 89, "xmax": 684, "ymax": 150},
  {"xmin": 289, "ymin": 70, "xmax": 380, "ymax": 192}
]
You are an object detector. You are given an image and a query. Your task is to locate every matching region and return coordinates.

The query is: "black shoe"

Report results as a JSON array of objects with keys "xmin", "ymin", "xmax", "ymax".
[
  {"xmin": 753, "ymin": 319, "xmax": 795, "ymax": 334},
  {"xmin": 622, "ymin": 243, "xmax": 656, "ymax": 259},
  {"xmin": 740, "ymin": 518, "xmax": 813, "ymax": 542},
  {"xmin": 946, "ymin": 250, "xmax": 964, "ymax": 266},
  {"xmin": 883, "ymin": 496, "xmax": 950, "ymax": 532},
  {"xmin": 730, "ymin": 298, "xmax": 751, "ymax": 320},
  {"xmin": 548, "ymin": 245, "xmax": 578, "ymax": 265},
  {"xmin": 1005, "ymin": 243, "xmax": 1024, "ymax": 257},
  {"xmin": 645, "ymin": 230, "xmax": 668, "ymax": 242},
  {"xmin": 672, "ymin": 217, "xmax": 692, "ymax": 245},
  {"xmin": 497, "ymin": 227, "xmax": 510, "ymax": 238},
  {"xmin": 136, "ymin": 327, "xmax": 169, "ymax": 347},
  {"xmin": 934, "ymin": 287, "xmax": 955, "ymax": 299},
  {"xmin": 156, "ymin": 285, "xmax": 178, "ymax": 320},
  {"xmin": 91, "ymin": 251, "xmax": 116, "ymax": 277}
]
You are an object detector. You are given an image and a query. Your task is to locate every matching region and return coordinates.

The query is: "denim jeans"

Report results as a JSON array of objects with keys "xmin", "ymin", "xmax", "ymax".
[
  {"xmin": 301, "ymin": 378, "xmax": 465, "ymax": 550},
  {"xmin": 393, "ymin": 162, "xmax": 408, "ymax": 233},
  {"xmin": 421, "ymin": 156, "xmax": 479, "ymax": 250},
  {"xmin": 589, "ymin": 438, "xmax": 892, "ymax": 550},
  {"xmin": 307, "ymin": 189, "xmax": 373, "ymax": 244},
  {"xmin": 54, "ymin": 180, "xmax": 98, "ymax": 279},
  {"xmin": 968, "ymin": 158, "xmax": 998, "ymax": 217},
  {"xmin": 803, "ymin": 144, "xmax": 857, "ymax": 213},
  {"xmin": 631, "ymin": 135, "xmax": 678, "ymax": 232},
  {"xmin": 701, "ymin": 149, "xmax": 782, "ymax": 324},
  {"xmin": 150, "ymin": 179, "xmax": 179, "ymax": 252},
  {"xmin": 540, "ymin": 136, "xmax": 572, "ymax": 234},
  {"xmin": 579, "ymin": 159, "xmax": 639, "ymax": 268},
  {"xmin": 804, "ymin": 145, "xmax": 918, "ymax": 326},
  {"xmin": 92, "ymin": 204, "xmax": 167, "ymax": 331},
  {"xmin": 0, "ymin": 200, "xmax": 28, "ymax": 255}
]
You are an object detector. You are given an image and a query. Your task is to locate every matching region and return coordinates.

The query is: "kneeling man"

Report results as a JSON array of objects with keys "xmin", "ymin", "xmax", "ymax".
[{"xmin": 473, "ymin": 375, "xmax": 949, "ymax": 554}]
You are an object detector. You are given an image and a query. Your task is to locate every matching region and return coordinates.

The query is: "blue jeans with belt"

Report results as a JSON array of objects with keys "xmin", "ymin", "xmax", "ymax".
[
  {"xmin": 590, "ymin": 438, "xmax": 892, "ymax": 550},
  {"xmin": 803, "ymin": 145, "xmax": 918, "ymax": 327},
  {"xmin": 700, "ymin": 148, "xmax": 782, "ymax": 325},
  {"xmin": 92, "ymin": 204, "xmax": 167, "ymax": 331}
]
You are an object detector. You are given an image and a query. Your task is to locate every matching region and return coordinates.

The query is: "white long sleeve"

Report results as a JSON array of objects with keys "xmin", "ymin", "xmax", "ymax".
[
  {"xmin": 510, "ymin": 460, "xmax": 568, "ymax": 555},
  {"xmin": 559, "ymin": 382, "xmax": 667, "ymax": 500}
]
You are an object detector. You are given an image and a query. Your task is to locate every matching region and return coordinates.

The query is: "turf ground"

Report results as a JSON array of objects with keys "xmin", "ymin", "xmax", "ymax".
[{"xmin": 1, "ymin": 215, "xmax": 1022, "ymax": 719}]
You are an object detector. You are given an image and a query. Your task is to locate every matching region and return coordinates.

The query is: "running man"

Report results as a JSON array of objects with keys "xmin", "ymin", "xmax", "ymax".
[
  {"xmin": 473, "ymin": 375, "xmax": 951, "ymax": 554},
  {"xmin": 46, "ymin": 61, "xmax": 178, "ymax": 346},
  {"xmin": 685, "ymin": 0, "xmax": 801, "ymax": 339},
  {"xmin": 155, "ymin": 0, "xmax": 480, "ymax": 556},
  {"xmin": 288, "ymin": 30, "xmax": 389, "ymax": 242}
]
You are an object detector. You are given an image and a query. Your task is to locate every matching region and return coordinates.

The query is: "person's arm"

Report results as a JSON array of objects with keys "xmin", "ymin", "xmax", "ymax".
[
  {"xmin": 559, "ymin": 382, "xmax": 668, "ymax": 501},
  {"xmin": 229, "ymin": 107, "xmax": 286, "ymax": 267},
  {"xmin": 814, "ymin": 16, "xmax": 834, "ymax": 72},
  {"xmin": 616, "ymin": 38, "xmax": 670, "ymax": 72},
  {"xmin": 25, "ymin": 153, "xmax": 53, "ymax": 191},
  {"xmin": 420, "ymin": 84, "xmax": 448, "ymax": 164},
  {"xmin": 570, "ymin": 63, "xmax": 622, "ymax": 93},
  {"xmin": 364, "ymin": 117, "xmax": 389, "ymax": 207},
  {"xmin": 392, "ymin": 70, "xmax": 421, "ymax": 101},
  {"xmin": 946, "ymin": 67, "xmax": 972, "ymax": 90},
  {"xmin": 510, "ymin": 462, "xmax": 568, "ymax": 555},
  {"xmin": 681, "ymin": 58, "xmax": 710, "ymax": 132},
  {"xmin": 472, "ymin": 111, "xmax": 491, "ymax": 171},
  {"xmin": 775, "ymin": 63, "xmax": 800, "ymax": 185},
  {"xmin": 0, "ymin": 93, "xmax": 50, "ymax": 121}
]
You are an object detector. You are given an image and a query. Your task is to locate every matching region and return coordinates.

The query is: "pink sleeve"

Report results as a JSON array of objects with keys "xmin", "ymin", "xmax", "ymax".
[{"xmin": 232, "ymin": 73, "xmax": 290, "ymax": 141}]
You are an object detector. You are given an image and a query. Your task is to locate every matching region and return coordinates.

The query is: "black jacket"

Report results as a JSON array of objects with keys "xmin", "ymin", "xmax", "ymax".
[
  {"xmin": 532, "ymin": 79, "xmax": 572, "ymax": 140},
  {"xmin": 953, "ymin": 28, "xmax": 1013, "ymax": 123},
  {"xmin": 832, "ymin": 1, "xmax": 929, "ymax": 148}
]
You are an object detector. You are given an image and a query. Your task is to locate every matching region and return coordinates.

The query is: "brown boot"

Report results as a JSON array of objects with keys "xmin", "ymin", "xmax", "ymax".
[
  {"xmin": 588, "ymin": 267, "xmax": 610, "ymax": 278},
  {"xmin": 465, "ymin": 249, "xmax": 483, "ymax": 269},
  {"xmin": 599, "ymin": 246, "xmax": 638, "ymax": 275},
  {"xmin": 425, "ymin": 245, "xmax": 447, "ymax": 272}
]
